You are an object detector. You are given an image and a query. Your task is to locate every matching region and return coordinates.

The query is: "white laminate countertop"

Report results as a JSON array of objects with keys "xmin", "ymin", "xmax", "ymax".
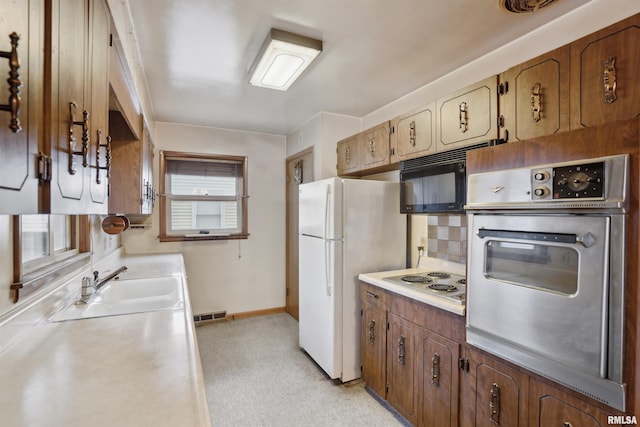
[
  {"xmin": 0, "ymin": 252, "xmax": 211, "ymax": 427},
  {"xmin": 359, "ymin": 259, "xmax": 466, "ymax": 317}
]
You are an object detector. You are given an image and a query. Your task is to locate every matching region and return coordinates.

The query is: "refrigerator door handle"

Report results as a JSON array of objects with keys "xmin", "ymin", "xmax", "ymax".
[
  {"xmin": 323, "ymin": 184, "xmax": 330, "ymax": 240},
  {"xmin": 324, "ymin": 240, "xmax": 332, "ymax": 297}
]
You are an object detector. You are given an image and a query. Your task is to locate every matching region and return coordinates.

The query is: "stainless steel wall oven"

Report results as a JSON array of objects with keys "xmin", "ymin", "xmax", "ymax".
[{"xmin": 465, "ymin": 154, "xmax": 629, "ymax": 411}]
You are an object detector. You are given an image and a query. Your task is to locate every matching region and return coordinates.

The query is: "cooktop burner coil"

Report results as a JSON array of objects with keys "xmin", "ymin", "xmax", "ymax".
[
  {"xmin": 400, "ymin": 275, "xmax": 432, "ymax": 284},
  {"xmin": 429, "ymin": 283, "xmax": 458, "ymax": 292},
  {"xmin": 427, "ymin": 272, "xmax": 451, "ymax": 279}
]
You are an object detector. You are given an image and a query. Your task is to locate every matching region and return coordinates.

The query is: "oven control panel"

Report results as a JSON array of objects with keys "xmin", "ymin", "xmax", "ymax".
[
  {"xmin": 531, "ymin": 161, "xmax": 605, "ymax": 201},
  {"xmin": 466, "ymin": 154, "xmax": 628, "ymax": 210}
]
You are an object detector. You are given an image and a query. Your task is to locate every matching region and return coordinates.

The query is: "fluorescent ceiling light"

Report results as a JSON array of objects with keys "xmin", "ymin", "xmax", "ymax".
[{"xmin": 249, "ymin": 29, "xmax": 322, "ymax": 91}]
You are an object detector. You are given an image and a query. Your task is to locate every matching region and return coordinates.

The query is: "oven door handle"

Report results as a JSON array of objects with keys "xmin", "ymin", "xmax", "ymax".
[{"xmin": 477, "ymin": 229, "xmax": 596, "ymax": 248}]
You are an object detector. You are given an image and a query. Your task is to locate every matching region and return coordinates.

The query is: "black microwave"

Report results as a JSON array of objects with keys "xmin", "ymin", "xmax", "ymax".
[{"xmin": 400, "ymin": 140, "xmax": 503, "ymax": 214}]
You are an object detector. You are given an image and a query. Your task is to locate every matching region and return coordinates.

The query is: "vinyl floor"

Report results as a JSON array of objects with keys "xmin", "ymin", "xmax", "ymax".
[{"xmin": 196, "ymin": 312, "xmax": 407, "ymax": 427}]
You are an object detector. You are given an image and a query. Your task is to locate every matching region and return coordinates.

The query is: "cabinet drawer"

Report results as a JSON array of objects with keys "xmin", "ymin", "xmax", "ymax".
[{"xmin": 360, "ymin": 282, "xmax": 386, "ymax": 309}]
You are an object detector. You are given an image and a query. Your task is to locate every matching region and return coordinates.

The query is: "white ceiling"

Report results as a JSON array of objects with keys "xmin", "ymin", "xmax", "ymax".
[{"xmin": 127, "ymin": 0, "xmax": 593, "ymax": 135}]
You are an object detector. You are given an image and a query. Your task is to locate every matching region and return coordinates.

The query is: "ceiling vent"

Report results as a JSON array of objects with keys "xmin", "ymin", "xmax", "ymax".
[{"xmin": 499, "ymin": 0, "xmax": 559, "ymax": 13}]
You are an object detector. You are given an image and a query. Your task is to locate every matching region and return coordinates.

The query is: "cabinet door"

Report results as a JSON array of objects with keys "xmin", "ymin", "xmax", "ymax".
[
  {"xmin": 387, "ymin": 312, "xmax": 419, "ymax": 426},
  {"xmin": 436, "ymin": 76, "xmax": 498, "ymax": 151},
  {"xmin": 420, "ymin": 330, "xmax": 459, "ymax": 427},
  {"xmin": 499, "ymin": 45, "xmax": 570, "ymax": 142},
  {"xmin": 140, "ymin": 125, "xmax": 154, "ymax": 214},
  {"xmin": 0, "ymin": 0, "xmax": 42, "ymax": 213},
  {"xmin": 361, "ymin": 122, "xmax": 390, "ymax": 168},
  {"xmin": 570, "ymin": 14, "xmax": 640, "ymax": 128},
  {"xmin": 337, "ymin": 134, "xmax": 361, "ymax": 175},
  {"xmin": 87, "ymin": 0, "xmax": 110, "ymax": 212},
  {"xmin": 529, "ymin": 378, "xmax": 612, "ymax": 426},
  {"xmin": 108, "ymin": 110, "xmax": 141, "ymax": 214},
  {"xmin": 361, "ymin": 302, "xmax": 386, "ymax": 397},
  {"xmin": 470, "ymin": 349, "xmax": 529, "ymax": 427},
  {"xmin": 47, "ymin": 0, "xmax": 90, "ymax": 213},
  {"xmin": 390, "ymin": 103, "xmax": 436, "ymax": 162}
]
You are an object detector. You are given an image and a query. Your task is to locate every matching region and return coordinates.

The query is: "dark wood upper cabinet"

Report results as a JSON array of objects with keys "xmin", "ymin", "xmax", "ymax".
[
  {"xmin": 570, "ymin": 13, "xmax": 640, "ymax": 129},
  {"xmin": 498, "ymin": 46, "xmax": 571, "ymax": 142},
  {"xmin": 0, "ymin": 0, "xmax": 42, "ymax": 213}
]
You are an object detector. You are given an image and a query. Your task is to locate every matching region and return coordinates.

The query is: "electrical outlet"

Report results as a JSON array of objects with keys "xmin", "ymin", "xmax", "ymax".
[{"xmin": 417, "ymin": 246, "xmax": 425, "ymax": 256}]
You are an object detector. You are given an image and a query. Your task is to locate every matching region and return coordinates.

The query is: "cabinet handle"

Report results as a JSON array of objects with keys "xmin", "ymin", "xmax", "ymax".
[
  {"xmin": 431, "ymin": 352, "xmax": 440, "ymax": 387},
  {"xmin": 369, "ymin": 139, "xmax": 375, "ymax": 156},
  {"xmin": 459, "ymin": 101, "xmax": 468, "ymax": 133},
  {"xmin": 0, "ymin": 32, "xmax": 21, "ymax": 133},
  {"xmin": 368, "ymin": 319, "xmax": 376, "ymax": 345},
  {"xmin": 68, "ymin": 102, "xmax": 89, "ymax": 174},
  {"xmin": 489, "ymin": 382, "xmax": 501, "ymax": 425},
  {"xmin": 531, "ymin": 82, "xmax": 542, "ymax": 122},
  {"xmin": 95, "ymin": 130, "xmax": 111, "ymax": 184},
  {"xmin": 409, "ymin": 120, "xmax": 416, "ymax": 146},
  {"xmin": 345, "ymin": 147, "xmax": 350, "ymax": 164},
  {"xmin": 365, "ymin": 290, "xmax": 379, "ymax": 299},
  {"xmin": 398, "ymin": 335, "xmax": 406, "ymax": 365},
  {"xmin": 603, "ymin": 56, "xmax": 617, "ymax": 104}
]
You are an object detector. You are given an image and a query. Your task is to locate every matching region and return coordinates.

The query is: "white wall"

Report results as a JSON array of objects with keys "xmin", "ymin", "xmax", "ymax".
[
  {"xmin": 286, "ymin": 112, "xmax": 361, "ymax": 180},
  {"xmin": 121, "ymin": 122, "xmax": 287, "ymax": 316}
]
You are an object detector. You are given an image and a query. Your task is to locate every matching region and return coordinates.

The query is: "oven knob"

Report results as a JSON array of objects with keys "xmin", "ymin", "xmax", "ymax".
[
  {"xmin": 533, "ymin": 186, "xmax": 549, "ymax": 198},
  {"xmin": 533, "ymin": 171, "xmax": 549, "ymax": 182}
]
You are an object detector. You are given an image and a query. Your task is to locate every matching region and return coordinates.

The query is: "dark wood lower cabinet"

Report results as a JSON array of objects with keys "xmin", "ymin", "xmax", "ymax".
[
  {"xmin": 387, "ymin": 312, "xmax": 419, "ymax": 425},
  {"xmin": 421, "ymin": 329, "xmax": 459, "ymax": 427},
  {"xmin": 361, "ymin": 296, "xmax": 387, "ymax": 397},
  {"xmin": 359, "ymin": 282, "xmax": 463, "ymax": 427},
  {"xmin": 463, "ymin": 348, "xmax": 529, "ymax": 427},
  {"xmin": 529, "ymin": 378, "xmax": 613, "ymax": 427},
  {"xmin": 360, "ymin": 281, "xmax": 629, "ymax": 426}
]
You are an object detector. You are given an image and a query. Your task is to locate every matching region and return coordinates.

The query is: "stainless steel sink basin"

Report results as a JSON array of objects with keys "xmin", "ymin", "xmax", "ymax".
[{"xmin": 51, "ymin": 276, "xmax": 184, "ymax": 321}]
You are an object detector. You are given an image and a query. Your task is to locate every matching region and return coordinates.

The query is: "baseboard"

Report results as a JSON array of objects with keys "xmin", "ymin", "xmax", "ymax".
[{"xmin": 226, "ymin": 306, "xmax": 286, "ymax": 320}]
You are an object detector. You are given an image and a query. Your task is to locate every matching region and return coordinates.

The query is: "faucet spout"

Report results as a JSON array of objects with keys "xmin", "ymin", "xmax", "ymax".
[{"xmin": 94, "ymin": 266, "xmax": 128, "ymax": 290}]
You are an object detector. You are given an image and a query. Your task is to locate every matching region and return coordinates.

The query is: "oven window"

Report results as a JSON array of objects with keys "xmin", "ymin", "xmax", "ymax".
[{"xmin": 485, "ymin": 241, "xmax": 579, "ymax": 295}]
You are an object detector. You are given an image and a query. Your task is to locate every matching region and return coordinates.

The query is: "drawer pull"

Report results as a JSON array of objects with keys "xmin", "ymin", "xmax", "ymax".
[
  {"xmin": 68, "ymin": 102, "xmax": 89, "ymax": 174},
  {"xmin": 368, "ymin": 319, "xmax": 376, "ymax": 345},
  {"xmin": 531, "ymin": 82, "xmax": 542, "ymax": 122},
  {"xmin": 603, "ymin": 56, "xmax": 617, "ymax": 104},
  {"xmin": 489, "ymin": 382, "xmax": 501, "ymax": 425},
  {"xmin": 409, "ymin": 120, "xmax": 416, "ymax": 146},
  {"xmin": 431, "ymin": 352, "xmax": 440, "ymax": 387},
  {"xmin": 365, "ymin": 290, "xmax": 379, "ymax": 299},
  {"xmin": 398, "ymin": 335, "xmax": 406, "ymax": 365},
  {"xmin": 459, "ymin": 101, "xmax": 468, "ymax": 133},
  {"xmin": 94, "ymin": 130, "xmax": 111, "ymax": 184},
  {"xmin": 0, "ymin": 32, "xmax": 21, "ymax": 133}
]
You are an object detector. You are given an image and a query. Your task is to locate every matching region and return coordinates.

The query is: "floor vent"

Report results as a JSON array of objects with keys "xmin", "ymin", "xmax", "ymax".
[{"xmin": 194, "ymin": 311, "xmax": 227, "ymax": 324}]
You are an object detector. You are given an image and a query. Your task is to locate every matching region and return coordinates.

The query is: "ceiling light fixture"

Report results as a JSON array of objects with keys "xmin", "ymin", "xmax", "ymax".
[{"xmin": 249, "ymin": 29, "xmax": 322, "ymax": 91}]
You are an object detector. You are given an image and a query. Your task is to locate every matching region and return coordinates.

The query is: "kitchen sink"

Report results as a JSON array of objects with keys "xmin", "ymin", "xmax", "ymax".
[{"xmin": 51, "ymin": 276, "xmax": 184, "ymax": 322}]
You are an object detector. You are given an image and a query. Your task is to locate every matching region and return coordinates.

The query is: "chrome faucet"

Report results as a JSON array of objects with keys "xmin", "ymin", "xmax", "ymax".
[
  {"xmin": 94, "ymin": 265, "xmax": 128, "ymax": 291},
  {"xmin": 77, "ymin": 266, "xmax": 128, "ymax": 304}
]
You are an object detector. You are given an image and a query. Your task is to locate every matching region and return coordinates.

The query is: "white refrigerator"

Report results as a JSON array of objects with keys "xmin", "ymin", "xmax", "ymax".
[{"xmin": 298, "ymin": 177, "xmax": 406, "ymax": 382}]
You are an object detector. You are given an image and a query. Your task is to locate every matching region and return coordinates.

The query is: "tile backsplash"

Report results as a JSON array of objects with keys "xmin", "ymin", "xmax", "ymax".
[{"xmin": 427, "ymin": 215, "xmax": 467, "ymax": 264}]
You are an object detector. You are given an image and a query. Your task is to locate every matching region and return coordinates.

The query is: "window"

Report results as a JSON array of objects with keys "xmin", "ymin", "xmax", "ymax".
[
  {"xmin": 159, "ymin": 151, "xmax": 248, "ymax": 241},
  {"xmin": 21, "ymin": 215, "xmax": 77, "ymax": 272},
  {"xmin": 11, "ymin": 215, "xmax": 90, "ymax": 304}
]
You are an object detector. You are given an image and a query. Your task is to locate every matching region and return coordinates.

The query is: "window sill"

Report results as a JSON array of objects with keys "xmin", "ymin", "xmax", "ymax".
[
  {"xmin": 11, "ymin": 252, "xmax": 91, "ymax": 303},
  {"xmin": 158, "ymin": 233, "xmax": 249, "ymax": 243}
]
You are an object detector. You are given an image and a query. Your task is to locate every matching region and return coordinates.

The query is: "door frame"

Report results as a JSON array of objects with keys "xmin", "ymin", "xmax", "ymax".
[{"xmin": 285, "ymin": 147, "xmax": 314, "ymax": 320}]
